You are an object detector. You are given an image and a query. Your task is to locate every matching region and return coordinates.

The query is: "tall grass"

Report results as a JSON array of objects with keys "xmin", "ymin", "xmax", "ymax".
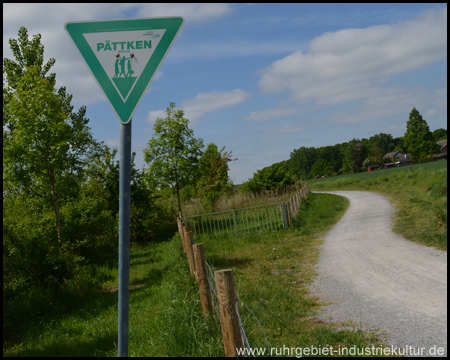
[
  {"xmin": 183, "ymin": 183, "xmax": 302, "ymax": 217},
  {"xmin": 3, "ymin": 239, "xmax": 224, "ymax": 357},
  {"xmin": 308, "ymin": 160, "xmax": 447, "ymax": 250}
]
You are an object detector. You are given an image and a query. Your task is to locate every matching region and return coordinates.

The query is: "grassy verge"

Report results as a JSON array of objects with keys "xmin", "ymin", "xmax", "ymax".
[
  {"xmin": 308, "ymin": 160, "xmax": 447, "ymax": 251},
  {"xmin": 4, "ymin": 192, "xmax": 386, "ymax": 357},
  {"xmin": 3, "ymin": 239, "xmax": 224, "ymax": 357},
  {"xmin": 196, "ymin": 192, "xmax": 385, "ymax": 356}
]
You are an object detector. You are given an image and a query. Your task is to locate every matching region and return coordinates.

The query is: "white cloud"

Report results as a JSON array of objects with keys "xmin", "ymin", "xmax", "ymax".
[
  {"xmin": 328, "ymin": 85, "xmax": 447, "ymax": 124},
  {"xmin": 266, "ymin": 122, "xmax": 305, "ymax": 135},
  {"xmin": 258, "ymin": 7, "xmax": 447, "ymax": 106},
  {"xmin": 145, "ymin": 89, "xmax": 251, "ymax": 124},
  {"xmin": 145, "ymin": 110, "xmax": 167, "ymax": 124},
  {"xmin": 136, "ymin": 3, "xmax": 234, "ymax": 23},
  {"xmin": 153, "ymin": 71, "xmax": 164, "ymax": 82},
  {"xmin": 242, "ymin": 105, "xmax": 303, "ymax": 121},
  {"xmin": 105, "ymin": 138, "xmax": 120, "ymax": 148},
  {"xmin": 181, "ymin": 89, "xmax": 251, "ymax": 123},
  {"xmin": 172, "ymin": 39, "xmax": 306, "ymax": 60}
]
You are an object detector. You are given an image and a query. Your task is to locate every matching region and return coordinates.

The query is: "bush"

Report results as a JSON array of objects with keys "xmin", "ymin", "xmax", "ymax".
[{"xmin": 243, "ymin": 165, "xmax": 295, "ymax": 194}]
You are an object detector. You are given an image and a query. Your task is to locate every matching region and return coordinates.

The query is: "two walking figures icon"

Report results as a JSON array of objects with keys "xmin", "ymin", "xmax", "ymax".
[{"xmin": 114, "ymin": 55, "xmax": 134, "ymax": 78}]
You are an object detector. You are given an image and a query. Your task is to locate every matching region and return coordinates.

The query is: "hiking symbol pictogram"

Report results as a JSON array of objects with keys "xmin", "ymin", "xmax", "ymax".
[{"xmin": 112, "ymin": 55, "xmax": 137, "ymax": 99}]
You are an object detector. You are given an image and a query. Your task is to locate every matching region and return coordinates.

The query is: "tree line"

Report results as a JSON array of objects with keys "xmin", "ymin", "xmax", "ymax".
[{"xmin": 243, "ymin": 110, "xmax": 446, "ymax": 190}]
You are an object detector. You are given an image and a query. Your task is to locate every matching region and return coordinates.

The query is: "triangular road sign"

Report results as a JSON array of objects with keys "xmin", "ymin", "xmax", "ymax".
[{"xmin": 65, "ymin": 17, "xmax": 184, "ymax": 124}]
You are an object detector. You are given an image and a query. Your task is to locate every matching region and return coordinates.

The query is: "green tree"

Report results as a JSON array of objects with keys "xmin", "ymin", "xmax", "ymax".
[
  {"xmin": 244, "ymin": 165, "xmax": 295, "ymax": 194},
  {"xmin": 310, "ymin": 159, "xmax": 333, "ymax": 178},
  {"xmin": 365, "ymin": 145, "xmax": 385, "ymax": 168},
  {"xmin": 403, "ymin": 108, "xmax": 440, "ymax": 161},
  {"xmin": 432, "ymin": 128, "xmax": 447, "ymax": 141},
  {"xmin": 317, "ymin": 145, "xmax": 344, "ymax": 175},
  {"xmin": 393, "ymin": 136, "xmax": 407, "ymax": 152},
  {"xmin": 85, "ymin": 143, "xmax": 176, "ymax": 243},
  {"xmin": 143, "ymin": 102, "xmax": 204, "ymax": 217},
  {"xmin": 290, "ymin": 146, "xmax": 318, "ymax": 179},
  {"xmin": 368, "ymin": 133, "xmax": 395, "ymax": 153},
  {"xmin": 197, "ymin": 143, "xmax": 234, "ymax": 210},
  {"xmin": 343, "ymin": 139, "xmax": 368, "ymax": 173},
  {"xmin": 3, "ymin": 27, "xmax": 98, "ymax": 243}
]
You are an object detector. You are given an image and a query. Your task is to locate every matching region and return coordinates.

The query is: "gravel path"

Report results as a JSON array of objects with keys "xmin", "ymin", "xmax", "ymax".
[{"xmin": 309, "ymin": 191, "xmax": 447, "ymax": 357}]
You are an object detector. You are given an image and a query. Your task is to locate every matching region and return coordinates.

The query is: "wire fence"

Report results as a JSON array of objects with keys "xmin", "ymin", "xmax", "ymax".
[
  {"xmin": 177, "ymin": 185, "xmax": 309, "ymax": 356},
  {"xmin": 185, "ymin": 202, "xmax": 287, "ymax": 239}
]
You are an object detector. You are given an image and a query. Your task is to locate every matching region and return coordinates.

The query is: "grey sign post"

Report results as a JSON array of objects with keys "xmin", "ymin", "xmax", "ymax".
[{"xmin": 118, "ymin": 120, "xmax": 131, "ymax": 356}]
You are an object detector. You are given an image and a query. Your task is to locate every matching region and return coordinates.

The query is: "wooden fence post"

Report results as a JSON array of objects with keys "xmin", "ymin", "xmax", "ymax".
[
  {"xmin": 232, "ymin": 210, "xmax": 239, "ymax": 236},
  {"xmin": 281, "ymin": 202, "xmax": 288, "ymax": 229},
  {"xmin": 215, "ymin": 269, "xmax": 245, "ymax": 357},
  {"xmin": 184, "ymin": 226, "xmax": 196, "ymax": 278},
  {"xmin": 293, "ymin": 195, "xmax": 298, "ymax": 218},
  {"xmin": 286, "ymin": 201, "xmax": 291, "ymax": 226},
  {"xmin": 291, "ymin": 196, "xmax": 296, "ymax": 218},
  {"xmin": 178, "ymin": 218, "xmax": 186, "ymax": 254},
  {"xmin": 193, "ymin": 244, "xmax": 213, "ymax": 317}
]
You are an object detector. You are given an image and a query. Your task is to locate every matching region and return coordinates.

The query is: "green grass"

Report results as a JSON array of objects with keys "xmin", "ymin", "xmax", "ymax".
[
  {"xmin": 4, "ymin": 192, "xmax": 387, "ymax": 357},
  {"xmin": 308, "ymin": 160, "xmax": 447, "ymax": 250},
  {"xmin": 3, "ymin": 239, "xmax": 224, "ymax": 357}
]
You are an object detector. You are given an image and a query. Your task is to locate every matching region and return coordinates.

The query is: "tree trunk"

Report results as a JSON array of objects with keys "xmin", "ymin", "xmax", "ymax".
[
  {"xmin": 176, "ymin": 181, "xmax": 182, "ymax": 218},
  {"xmin": 50, "ymin": 180, "xmax": 62, "ymax": 243}
]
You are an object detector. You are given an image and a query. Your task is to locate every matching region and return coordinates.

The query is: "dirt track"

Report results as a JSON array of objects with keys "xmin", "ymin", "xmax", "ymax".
[{"xmin": 310, "ymin": 191, "xmax": 447, "ymax": 357}]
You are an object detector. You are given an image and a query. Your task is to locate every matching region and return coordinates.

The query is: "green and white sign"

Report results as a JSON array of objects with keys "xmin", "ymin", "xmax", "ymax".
[{"xmin": 65, "ymin": 17, "xmax": 184, "ymax": 124}]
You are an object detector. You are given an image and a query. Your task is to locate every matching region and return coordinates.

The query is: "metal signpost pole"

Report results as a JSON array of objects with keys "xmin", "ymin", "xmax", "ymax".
[{"xmin": 118, "ymin": 119, "xmax": 132, "ymax": 357}]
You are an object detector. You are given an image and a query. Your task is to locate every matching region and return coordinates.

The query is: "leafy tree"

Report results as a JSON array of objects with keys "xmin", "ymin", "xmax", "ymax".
[
  {"xmin": 290, "ymin": 146, "xmax": 318, "ymax": 179},
  {"xmin": 403, "ymin": 108, "xmax": 440, "ymax": 161},
  {"xmin": 432, "ymin": 128, "xmax": 447, "ymax": 141},
  {"xmin": 368, "ymin": 133, "xmax": 395, "ymax": 154},
  {"xmin": 310, "ymin": 159, "xmax": 333, "ymax": 178},
  {"xmin": 3, "ymin": 27, "xmax": 98, "ymax": 243},
  {"xmin": 3, "ymin": 26, "xmax": 56, "ymax": 92},
  {"xmin": 244, "ymin": 165, "xmax": 295, "ymax": 194},
  {"xmin": 85, "ymin": 144, "xmax": 176, "ymax": 243},
  {"xmin": 316, "ymin": 145, "xmax": 345, "ymax": 175},
  {"xmin": 365, "ymin": 145, "xmax": 385, "ymax": 168},
  {"xmin": 197, "ymin": 143, "xmax": 234, "ymax": 210},
  {"xmin": 393, "ymin": 136, "xmax": 407, "ymax": 152},
  {"xmin": 343, "ymin": 139, "xmax": 368, "ymax": 173},
  {"xmin": 143, "ymin": 102, "xmax": 204, "ymax": 217}
]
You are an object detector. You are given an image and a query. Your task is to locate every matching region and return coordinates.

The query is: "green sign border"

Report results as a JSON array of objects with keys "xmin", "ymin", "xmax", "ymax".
[{"xmin": 65, "ymin": 17, "xmax": 184, "ymax": 124}]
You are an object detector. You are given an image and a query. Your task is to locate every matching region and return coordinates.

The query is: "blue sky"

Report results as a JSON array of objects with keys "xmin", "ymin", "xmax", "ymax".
[{"xmin": 3, "ymin": 4, "xmax": 447, "ymax": 184}]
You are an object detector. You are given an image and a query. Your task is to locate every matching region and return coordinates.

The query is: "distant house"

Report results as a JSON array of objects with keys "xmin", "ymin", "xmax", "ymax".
[
  {"xmin": 383, "ymin": 151, "xmax": 412, "ymax": 168},
  {"xmin": 367, "ymin": 164, "xmax": 380, "ymax": 172},
  {"xmin": 432, "ymin": 139, "xmax": 447, "ymax": 161}
]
